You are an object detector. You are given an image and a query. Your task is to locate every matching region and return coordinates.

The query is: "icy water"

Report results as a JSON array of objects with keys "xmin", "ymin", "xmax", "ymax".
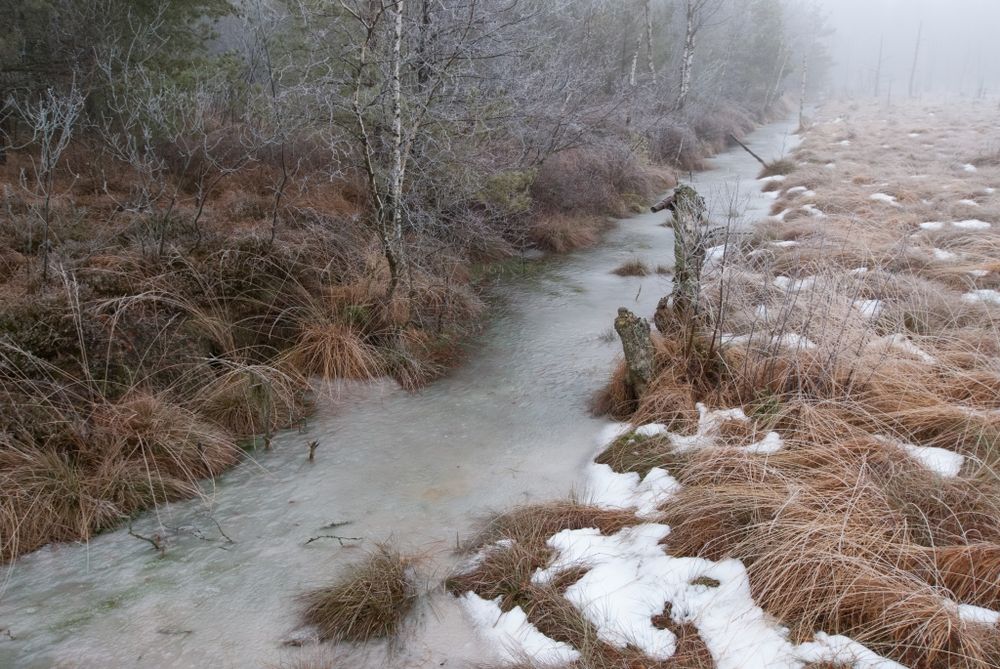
[{"xmin": 0, "ymin": 118, "xmax": 798, "ymax": 669}]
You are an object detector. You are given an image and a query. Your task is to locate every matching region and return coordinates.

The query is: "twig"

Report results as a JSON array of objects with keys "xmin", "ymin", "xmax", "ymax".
[
  {"xmin": 304, "ymin": 534, "xmax": 363, "ymax": 546},
  {"xmin": 206, "ymin": 516, "xmax": 235, "ymax": 544},
  {"xmin": 128, "ymin": 525, "xmax": 166, "ymax": 554}
]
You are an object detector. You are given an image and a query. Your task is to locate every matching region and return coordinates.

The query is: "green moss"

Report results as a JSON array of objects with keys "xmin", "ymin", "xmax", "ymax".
[{"xmin": 595, "ymin": 432, "xmax": 686, "ymax": 478}]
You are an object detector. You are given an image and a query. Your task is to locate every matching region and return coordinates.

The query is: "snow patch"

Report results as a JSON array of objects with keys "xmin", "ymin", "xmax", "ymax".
[
  {"xmin": 795, "ymin": 633, "xmax": 907, "ymax": 669},
  {"xmin": 956, "ymin": 604, "xmax": 1000, "ymax": 627},
  {"xmin": 759, "ymin": 175, "xmax": 786, "ymax": 183},
  {"xmin": 920, "ymin": 221, "xmax": 945, "ymax": 230},
  {"xmin": 963, "ymin": 289, "xmax": 1000, "ymax": 305},
  {"xmin": 460, "ymin": 592, "xmax": 582, "ymax": 666},
  {"xmin": 875, "ymin": 435, "xmax": 964, "ymax": 477},
  {"xmin": 958, "ymin": 199, "xmax": 980, "ymax": 207},
  {"xmin": 534, "ymin": 525, "xmax": 802, "ymax": 668},
  {"xmin": 772, "ymin": 240, "xmax": 800, "ymax": 248},
  {"xmin": 963, "ymin": 163, "xmax": 978, "ymax": 173},
  {"xmin": 953, "ymin": 219, "xmax": 991, "ymax": 230},
  {"xmin": 870, "ymin": 193, "xmax": 899, "ymax": 206},
  {"xmin": 801, "ymin": 204, "xmax": 825, "ymax": 217},
  {"xmin": 871, "ymin": 334, "xmax": 937, "ymax": 364},
  {"xmin": 585, "ymin": 464, "xmax": 681, "ymax": 519},
  {"xmin": 932, "ymin": 248, "xmax": 958, "ymax": 262},
  {"xmin": 855, "ymin": 299, "xmax": 884, "ymax": 319}
]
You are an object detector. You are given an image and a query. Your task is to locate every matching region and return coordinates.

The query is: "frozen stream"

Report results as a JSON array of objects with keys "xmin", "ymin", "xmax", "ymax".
[{"xmin": 0, "ymin": 117, "xmax": 798, "ymax": 669}]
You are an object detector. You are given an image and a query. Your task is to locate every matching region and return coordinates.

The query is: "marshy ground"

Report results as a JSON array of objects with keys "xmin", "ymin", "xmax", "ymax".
[{"xmin": 446, "ymin": 100, "xmax": 1000, "ymax": 669}]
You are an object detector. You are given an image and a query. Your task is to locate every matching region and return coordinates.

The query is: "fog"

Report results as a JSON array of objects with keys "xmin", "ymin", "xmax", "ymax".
[{"xmin": 817, "ymin": 0, "xmax": 1000, "ymax": 98}]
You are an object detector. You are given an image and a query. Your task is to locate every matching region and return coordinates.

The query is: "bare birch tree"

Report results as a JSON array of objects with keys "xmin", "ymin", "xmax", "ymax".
[
  {"xmin": 8, "ymin": 80, "xmax": 84, "ymax": 281},
  {"xmin": 675, "ymin": 0, "xmax": 727, "ymax": 111}
]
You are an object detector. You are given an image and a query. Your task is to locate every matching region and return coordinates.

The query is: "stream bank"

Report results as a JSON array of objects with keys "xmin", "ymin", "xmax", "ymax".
[{"xmin": 0, "ymin": 117, "xmax": 799, "ymax": 669}]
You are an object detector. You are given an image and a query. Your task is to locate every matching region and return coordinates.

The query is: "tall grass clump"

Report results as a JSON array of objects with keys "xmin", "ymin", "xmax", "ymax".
[{"xmin": 300, "ymin": 544, "xmax": 420, "ymax": 643}]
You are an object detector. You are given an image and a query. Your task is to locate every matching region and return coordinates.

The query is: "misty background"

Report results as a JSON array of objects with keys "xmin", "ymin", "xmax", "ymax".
[{"xmin": 819, "ymin": 0, "xmax": 1000, "ymax": 98}]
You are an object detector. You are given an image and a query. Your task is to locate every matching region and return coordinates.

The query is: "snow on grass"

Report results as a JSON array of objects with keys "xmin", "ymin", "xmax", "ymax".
[
  {"xmin": 704, "ymin": 245, "xmax": 727, "ymax": 267},
  {"xmin": 585, "ymin": 464, "xmax": 681, "ymax": 519},
  {"xmin": 597, "ymin": 422, "xmax": 633, "ymax": 449},
  {"xmin": 953, "ymin": 219, "xmax": 991, "ymax": 230},
  {"xmin": 868, "ymin": 334, "xmax": 937, "ymax": 364},
  {"xmin": 854, "ymin": 299, "xmax": 885, "ymax": 319},
  {"xmin": 801, "ymin": 204, "xmax": 825, "ymax": 217},
  {"xmin": 870, "ymin": 193, "xmax": 900, "ymax": 206},
  {"xmin": 901, "ymin": 444, "xmax": 965, "ymax": 477},
  {"xmin": 963, "ymin": 289, "xmax": 1000, "ymax": 305},
  {"xmin": 795, "ymin": 633, "xmax": 906, "ymax": 669},
  {"xmin": 957, "ymin": 199, "xmax": 980, "ymax": 207},
  {"xmin": 874, "ymin": 435, "xmax": 964, "ymax": 477},
  {"xmin": 983, "ymin": 187, "xmax": 996, "ymax": 194},
  {"xmin": 969, "ymin": 269, "xmax": 990, "ymax": 278},
  {"xmin": 932, "ymin": 248, "xmax": 959, "ymax": 262},
  {"xmin": 532, "ymin": 525, "xmax": 901, "ymax": 669},
  {"xmin": 963, "ymin": 163, "xmax": 978, "ymax": 172},
  {"xmin": 774, "ymin": 332, "xmax": 818, "ymax": 350},
  {"xmin": 849, "ymin": 267, "xmax": 870, "ymax": 275},
  {"xmin": 533, "ymin": 524, "xmax": 802, "ymax": 667},
  {"xmin": 759, "ymin": 175, "xmax": 786, "ymax": 183},
  {"xmin": 460, "ymin": 592, "xmax": 582, "ymax": 666},
  {"xmin": 956, "ymin": 604, "xmax": 1000, "ymax": 627},
  {"xmin": 772, "ymin": 240, "xmax": 800, "ymax": 248},
  {"xmin": 771, "ymin": 208, "xmax": 791, "ymax": 221},
  {"xmin": 825, "ymin": 162, "xmax": 836, "ymax": 169},
  {"xmin": 920, "ymin": 220, "xmax": 991, "ymax": 232},
  {"xmin": 774, "ymin": 275, "xmax": 816, "ymax": 291}
]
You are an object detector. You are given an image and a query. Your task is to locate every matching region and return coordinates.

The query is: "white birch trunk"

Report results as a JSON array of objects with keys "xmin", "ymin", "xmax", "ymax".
[
  {"xmin": 388, "ymin": 0, "xmax": 406, "ymax": 294},
  {"xmin": 676, "ymin": 1, "xmax": 696, "ymax": 110}
]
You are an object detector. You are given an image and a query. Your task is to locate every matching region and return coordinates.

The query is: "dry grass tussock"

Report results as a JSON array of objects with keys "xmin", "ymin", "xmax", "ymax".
[
  {"xmin": 301, "ymin": 544, "xmax": 420, "ymax": 643},
  {"xmin": 458, "ymin": 102, "xmax": 1000, "ymax": 669}
]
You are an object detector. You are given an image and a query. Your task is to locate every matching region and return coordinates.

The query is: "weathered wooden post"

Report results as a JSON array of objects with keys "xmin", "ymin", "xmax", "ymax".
[
  {"xmin": 614, "ymin": 307, "xmax": 655, "ymax": 401},
  {"xmin": 651, "ymin": 184, "xmax": 708, "ymax": 330}
]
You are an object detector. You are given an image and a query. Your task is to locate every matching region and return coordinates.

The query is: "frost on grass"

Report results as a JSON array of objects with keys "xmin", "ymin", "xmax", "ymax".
[{"xmin": 460, "ymin": 592, "xmax": 581, "ymax": 666}]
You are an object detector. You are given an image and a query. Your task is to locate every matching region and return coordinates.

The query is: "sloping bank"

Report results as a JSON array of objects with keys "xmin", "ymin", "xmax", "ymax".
[{"xmin": 448, "ymin": 101, "xmax": 1000, "ymax": 669}]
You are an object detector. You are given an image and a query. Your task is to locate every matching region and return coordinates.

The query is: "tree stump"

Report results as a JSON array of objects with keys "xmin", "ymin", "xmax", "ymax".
[
  {"xmin": 652, "ymin": 184, "xmax": 708, "ymax": 327},
  {"xmin": 614, "ymin": 307, "xmax": 655, "ymax": 401}
]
